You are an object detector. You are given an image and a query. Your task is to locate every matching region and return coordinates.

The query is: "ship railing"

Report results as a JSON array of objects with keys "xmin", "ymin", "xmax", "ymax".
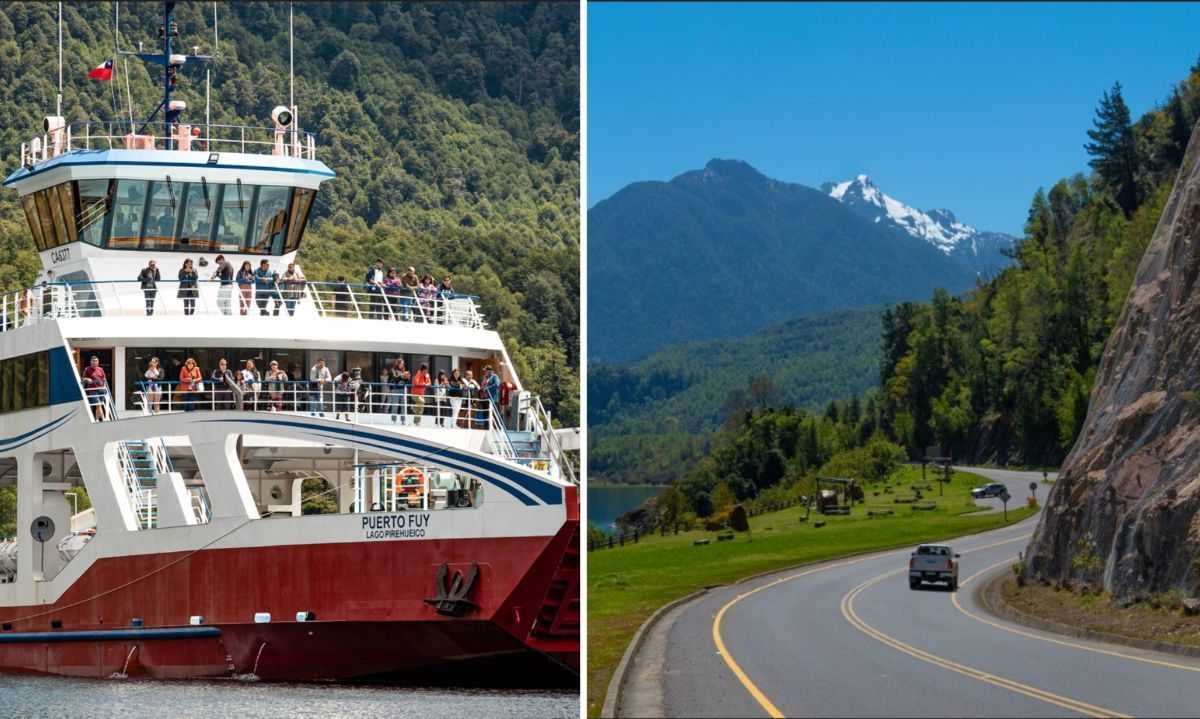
[
  {"xmin": 21, "ymin": 119, "xmax": 318, "ymax": 166},
  {"xmin": 133, "ymin": 380, "xmax": 506, "ymax": 431},
  {"xmin": 0, "ymin": 280, "xmax": 485, "ymax": 332},
  {"xmin": 529, "ymin": 395, "xmax": 577, "ymax": 485}
]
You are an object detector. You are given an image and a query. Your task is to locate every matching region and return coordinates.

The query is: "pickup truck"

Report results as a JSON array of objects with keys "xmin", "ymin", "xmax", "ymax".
[{"xmin": 909, "ymin": 544, "xmax": 960, "ymax": 590}]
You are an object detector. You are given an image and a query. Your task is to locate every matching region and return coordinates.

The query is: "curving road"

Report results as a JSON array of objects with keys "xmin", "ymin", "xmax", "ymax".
[{"xmin": 615, "ymin": 468, "xmax": 1200, "ymax": 718}]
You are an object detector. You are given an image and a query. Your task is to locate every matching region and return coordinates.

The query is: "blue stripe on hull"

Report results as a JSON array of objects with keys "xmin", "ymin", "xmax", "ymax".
[{"xmin": 0, "ymin": 627, "xmax": 221, "ymax": 643}]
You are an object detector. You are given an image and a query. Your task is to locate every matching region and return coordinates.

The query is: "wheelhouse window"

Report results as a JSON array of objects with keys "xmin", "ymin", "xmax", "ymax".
[
  {"xmin": 142, "ymin": 178, "xmax": 184, "ymax": 251},
  {"xmin": 75, "ymin": 179, "xmax": 113, "ymax": 247},
  {"xmin": 249, "ymin": 185, "xmax": 290, "ymax": 254},
  {"xmin": 19, "ymin": 180, "xmax": 316, "ymax": 256},
  {"xmin": 179, "ymin": 180, "xmax": 218, "ymax": 248},
  {"xmin": 109, "ymin": 179, "xmax": 148, "ymax": 248},
  {"xmin": 215, "ymin": 182, "xmax": 250, "ymax": 250},
  {"xmin": 21, "ymin": 194, "xmax": 46, "ymax": 252}
]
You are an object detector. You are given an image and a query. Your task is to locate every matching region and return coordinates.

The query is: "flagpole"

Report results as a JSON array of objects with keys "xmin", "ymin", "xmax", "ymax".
[{"xmin": 56, "ymin": 1, "xmax": 62, "ymax": 118}]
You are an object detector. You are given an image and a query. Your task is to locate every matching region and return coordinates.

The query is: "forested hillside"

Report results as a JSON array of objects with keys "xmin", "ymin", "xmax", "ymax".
[
  {"xmin": 587, "ymin": 159, "xmax": 975, "ymax": 363},
  {"xmin": 0, "ymin": 1, "xmax": 579, "ymax": 425},
  {"xmin": 589, "ymin": 306, "xmax": 883, "ymax": 485},
  {"xmin": 874, "ymin": 70, "xmax": 1200, "ymax": 467}
]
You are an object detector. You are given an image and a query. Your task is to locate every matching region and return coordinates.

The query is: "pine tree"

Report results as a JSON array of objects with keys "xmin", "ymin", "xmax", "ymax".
[{"xmin": 1085, "ymin": 82, "xmax": 1143, "ymax": 215}]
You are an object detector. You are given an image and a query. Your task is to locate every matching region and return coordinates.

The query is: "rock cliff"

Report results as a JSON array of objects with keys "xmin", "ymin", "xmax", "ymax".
[{"xmin": 1025, "ymin": 122, "xmax": 1200, "ymax": 601}]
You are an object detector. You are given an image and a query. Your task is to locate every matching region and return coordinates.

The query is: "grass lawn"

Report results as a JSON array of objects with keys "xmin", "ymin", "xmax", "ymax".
[{"xmin": 586, "ymin": 467, "xmax": 1037, "ymax": 716}]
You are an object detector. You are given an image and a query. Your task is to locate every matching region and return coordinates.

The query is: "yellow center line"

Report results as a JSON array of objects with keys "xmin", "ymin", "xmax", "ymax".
[
  {"xmin": 709, "ymin": 529, "xmax": 1034, "ymax": 718},
  {"xmin": 841, "ymin": 571, "xmax": 1130, "ymax": 718},
  {"xmin": 954, "ymin": 558, "xmax": 1200, "ymax": 675}
]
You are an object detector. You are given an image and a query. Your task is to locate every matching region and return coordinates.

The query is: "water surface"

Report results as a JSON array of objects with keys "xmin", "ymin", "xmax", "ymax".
[
  {"xmin": 587, "ymin": 484, "xmax": 665, "ymax": 532},
  {"xmin": 0, "ymin": 675, "xmax": 577, "ymax": 719}
]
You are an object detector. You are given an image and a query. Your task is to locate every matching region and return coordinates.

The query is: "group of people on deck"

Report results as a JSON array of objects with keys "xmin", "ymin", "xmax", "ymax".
[
  {"xmin": 130, "ymin": 355, "xmax": 504, "ymax": 426},
  {"xmin": 134, "ymin": 256, "xmax": 459, "ymax": 322},
  {"xmin": 137, "ymin": 256, "xmax": 307, "ymax": 317}
]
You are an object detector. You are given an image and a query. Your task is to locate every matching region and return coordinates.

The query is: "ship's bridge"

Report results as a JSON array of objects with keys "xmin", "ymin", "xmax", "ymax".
[{"xmin": 4, "ymin": 120, "xmax": 334, "ymax": 284}]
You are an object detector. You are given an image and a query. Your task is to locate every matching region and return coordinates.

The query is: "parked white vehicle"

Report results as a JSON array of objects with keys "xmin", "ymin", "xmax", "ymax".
[{"xmin": 909, "ymin": 544, "xmax": 960, "ymax": 590}]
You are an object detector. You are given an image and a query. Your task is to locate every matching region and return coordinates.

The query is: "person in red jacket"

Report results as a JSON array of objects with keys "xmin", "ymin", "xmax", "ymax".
[
  {"xmin": 80, "ymin": 356, "xmax": 108, "ymax": 421},
  {"xmin": 411, "ymin": 363, "xmax": 431, "ymax": 425}
]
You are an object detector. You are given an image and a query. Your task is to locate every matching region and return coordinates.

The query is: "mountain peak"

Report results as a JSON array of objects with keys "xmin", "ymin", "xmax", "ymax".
[
  {"xmin": 699, "ymin": 158, "xmax": 769, "ymax": 183},
  {"xmin": 823, "ymin": 175, "xmax": 1015, "ymax": 274}
]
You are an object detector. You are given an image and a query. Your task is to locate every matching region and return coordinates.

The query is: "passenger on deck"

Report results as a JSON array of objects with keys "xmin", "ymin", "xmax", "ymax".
[
  {"xmin": 434, "ymin": 370, "xmax": 450, "ymax": 427},
  {"xmin": 387, "ymin": 357, "xmax": 410, "ymax": 423},
  {"xmin": 212, "ymin": 359, "xmax": 244, "ymax": 410},
  {"xmin": 254, "ymin": 259, "xmax": 280, "ymax": 316},
  {"xmin": 411, "ymin": 363, "xmax": 431, "ymax": 425},
  {"xmin": 281, "ymin": 263, "xmax": 306, "ymax": 316},
  {"xmin": 80, "ymin": 356, "xmax": 108, "ymax": 421},
  {"xmin": 137, "ymin": 260, "xmax": 160, "ymax": 316},
  {"xmin": 241, "ymin": 360, "xmax": 261, "ymax": 410},
  {"xmin": 483, "ymin": 366, "xmax": 501, "ymax": 426},
  {"xmin": 437, "ymin": 275, "xmax": 456, "ymax": 324},
  {"xmin": 144, "ymin": 356, "xmax": 164, "ymax": 413},
  {"xmin": 264, "ymin": 360, "xmax": 288, "ymax": 412},
  {"xmin": 382, "ymin": 267, "xmax": 402, "ymax": 319},
  {"xmin": 210, "ymin": 255, "xmax": 234, "ymax": 315},
  {"xmin": 177, "ymin": 259, "xmax": 199, "ymax": 315},
  {"xmin": 364, "ymin": 258, "xmax": 386, "ymax": 319},
  {"xmin": 334, "ymin": 371, "xmax": 355, "ymax": 421},
  {"xmin": 236, "ymin": 261, "xmax": 255, "ymax": 315},
  {"xmin": 464, "ymin": 370, "xmax": 483, "ymax": 427},
  {"xmin": 331, "ymin": 275, "xmax": 352, "ymax": 317},
  {"xmin": 418, "ymin": 274, "xmax": 437, "ymax": 323},
  {"xmin": 308, "ymin": 358, "xmax": 332, "ymax": 417},
  {"xmin": 179, "ymin": 358, "xmax": 202, "ymax": 412},
  {"xmin": 448, "ymin": 368, "xmax": 466, "ymax": 428},
  {"xmin": 400, "ymin": 266, "xmax": 420, "ymax": 321}
]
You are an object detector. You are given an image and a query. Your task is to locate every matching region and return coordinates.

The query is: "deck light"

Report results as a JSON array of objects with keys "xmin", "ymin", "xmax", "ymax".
[{"xmin": 207, "ymin": 152, "xmax": 219, "ymax": 165}]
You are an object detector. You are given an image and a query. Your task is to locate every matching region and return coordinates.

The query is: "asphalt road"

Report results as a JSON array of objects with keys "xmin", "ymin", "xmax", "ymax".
[{"xmin": 618, "ymin": 468, "xmax": 1200, "ymax": 718}]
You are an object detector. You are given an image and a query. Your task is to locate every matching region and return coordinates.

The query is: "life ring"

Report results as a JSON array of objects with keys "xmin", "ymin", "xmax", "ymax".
[
  {"xmin": 18, "ymin": 289, "xmax": 33, "ymax": 316},
  {"xmin": 399, "ymin": 466, "xmax": 425, "ymax": 497}
]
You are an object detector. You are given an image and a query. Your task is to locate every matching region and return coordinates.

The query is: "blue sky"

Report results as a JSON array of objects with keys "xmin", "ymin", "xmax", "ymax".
[{"xmin": 588, "ymin": 2, "xmax": 1200, "ymax": 235}]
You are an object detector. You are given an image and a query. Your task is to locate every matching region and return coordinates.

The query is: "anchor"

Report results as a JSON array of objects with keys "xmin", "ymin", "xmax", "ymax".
[{"xmin": 423, "ymin": 561, "xmax": 480, "ymax": 617}]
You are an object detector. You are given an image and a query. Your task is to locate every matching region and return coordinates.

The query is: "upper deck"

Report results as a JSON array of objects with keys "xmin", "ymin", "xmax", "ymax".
[{"xmin": 6, "ymin": 120, "xmax": 334, "ymax": 283}]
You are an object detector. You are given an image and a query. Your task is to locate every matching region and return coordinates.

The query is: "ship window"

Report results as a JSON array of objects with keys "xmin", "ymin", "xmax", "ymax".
[
  {"xmin": 141, "ymin": 178, "xmax": 184, "ymax": 251},
  {"xmin": 109, "ymin": 180, "xmax": 149, "ymax": 249},
  {"xmin": 21, "ymin": 194, "xmax": 46, "ymax": 252},
  {"xmin": 179, "ymin": 181, "xmax": 218, "ymax": 249},
  {"xmin": 34, "ymin": 189, "xmax": 60, "ymax": 249},
  {"xmin": 55, "ymin": 183, "xmax": 78, "ymax": 244},
  {"xmin": 46, "ymin": 185, "xmax": 71, "ymax": 248},
  {"xmin": 249, "ymin": 185, "xmax": 290, "ymax": 254},
  {"xmin": 284, "ymin": 188, "xmax": 314, "ymax": 254},
  {"xmin": 0, "ymin": 351, "xmax": 49, "ymax": 415},
  {"xmin": 215, "ymin": 183, "xmax": 250, "ymax": 250},
  {"xmin": 75, "ymin": 179, "xmax": 114, "ymax": 248}
]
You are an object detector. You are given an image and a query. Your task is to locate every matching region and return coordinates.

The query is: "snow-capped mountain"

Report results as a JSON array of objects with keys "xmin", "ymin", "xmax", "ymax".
[{"xmin": 821, "ymin": 175, "xmax": 1016, "ymax": 276}]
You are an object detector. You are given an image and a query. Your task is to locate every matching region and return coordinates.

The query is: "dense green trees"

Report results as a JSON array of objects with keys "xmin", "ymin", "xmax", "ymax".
[
  {"xmin": 874, "ymin": 65, "xmax": 1199, "ymax": 466},
  {"xmin": 0, "ymin": 2, "xmax": 579, "ymax": 425}
]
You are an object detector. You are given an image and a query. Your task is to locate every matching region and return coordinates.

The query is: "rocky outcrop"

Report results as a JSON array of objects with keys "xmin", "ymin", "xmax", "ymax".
[{"xmin": 1024, "ymin": 122, "xmax": 1200, "ymax": 600}]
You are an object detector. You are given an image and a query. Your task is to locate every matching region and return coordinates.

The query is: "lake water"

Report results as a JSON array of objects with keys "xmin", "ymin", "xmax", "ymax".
[
  {"xmin": 0, "ymin": 675, "xmax": 578, "ymax": 718},
  {"xmin": 587, "ymin": 485, "xmax": 665, "ymax": 532}
]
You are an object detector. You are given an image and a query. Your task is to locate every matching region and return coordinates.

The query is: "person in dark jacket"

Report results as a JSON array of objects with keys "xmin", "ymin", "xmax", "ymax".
[
  {"xmin": 138, "ymin": 260, "xmax": 161, "ymax": 316},
  {"xmin": 177, "ymin": 258, "xmax": 199, "ymax": 315}
]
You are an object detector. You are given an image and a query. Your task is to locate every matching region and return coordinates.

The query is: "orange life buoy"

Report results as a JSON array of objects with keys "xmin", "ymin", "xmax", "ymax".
[
  {"xmin": 399, "ymin": 466, "xmax": 425, "ymax": 496},
  {"xmin": 18, "ymin": 289, "xmax": 33, "ymax": 316}
]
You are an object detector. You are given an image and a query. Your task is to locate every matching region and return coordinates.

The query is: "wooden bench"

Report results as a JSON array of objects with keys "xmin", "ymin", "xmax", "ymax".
[
  {"xmin": 694, "ymin": 538, "xmax": 711, "ymax": 546},
  {"xmin": 911, "ymin": 501, "xmax": 938, "ymax": 511},
  {"xmin": 893, "ymin": 496, "xmax": 917, "ymax": 504},
  {"xmin": 813, "ymin": 521, "xmax": 826, "ymax": 528},
  {"xmin": 717, "ymin": 533, "xmax": 735, "ymax": 542},
  {"xmin": 867, "ymin": 506, "xmax": 895, "ymax": 517}
]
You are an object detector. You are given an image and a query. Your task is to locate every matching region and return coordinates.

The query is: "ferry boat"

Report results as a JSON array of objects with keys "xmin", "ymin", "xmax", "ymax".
[{"xmin": 0, "ymin": 2, "xmax": 579, "ymax": 684}]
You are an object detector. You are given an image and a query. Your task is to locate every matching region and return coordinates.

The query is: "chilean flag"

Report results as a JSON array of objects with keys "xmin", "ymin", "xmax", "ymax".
[{"xmin": 87, "ymin": 58, "xmax": 113, "ymax": 81}]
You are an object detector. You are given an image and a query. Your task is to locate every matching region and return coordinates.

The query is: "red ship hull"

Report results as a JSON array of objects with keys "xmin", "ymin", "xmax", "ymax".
[{"xmin": 0, "ymin": 520, "xmax": 579, "ymax": 684}]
